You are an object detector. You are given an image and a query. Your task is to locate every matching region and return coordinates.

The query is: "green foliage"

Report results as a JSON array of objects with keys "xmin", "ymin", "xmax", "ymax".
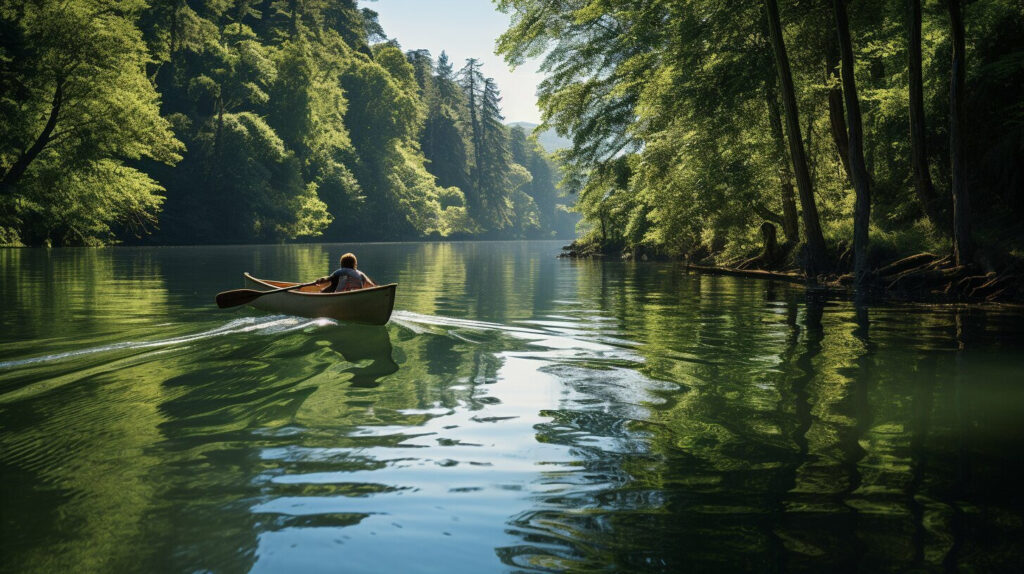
[
  {"xmin": 0, "ymin": 0, "xmax": 183, "ymax": 245},
  {"xmin": 498, "ymin": 0, "xmax": 1024, "ymax": 265},
  {"xmin": 0, "ymin": 0, "xmax": 586, "ymax": 245}
]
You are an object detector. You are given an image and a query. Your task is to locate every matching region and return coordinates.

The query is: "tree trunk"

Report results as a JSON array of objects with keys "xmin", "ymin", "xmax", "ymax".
[
  {"xmin": 765, "ymin": 83, "xmax": 801, "ymax": 244},
  {"xmin": 826, "ymin": 38, "xmax": 853, "ymax": 182},
  {"xmin": 465, "ymin": 69, "xmax": 484, "ymax": 214},
  {"xmin": 908, "ymin": 0, "xmax": 945, "ymax": 231},
  {"xmin": 761, "ymin": 221, "xmax": 779, "ymax": 264},
  {"xmin": 833, "ymin": 0, "xmax": 872, "ymax": 288},
  {"xmin": 0, "ymin": 81, "xmax": 63, "ymax": 194},
  {"xmin": 948, "ymin": 0, "xmax": 972, "ymax": 265},
  {"xmin": 764, "ymin": 0, "xmax": 828, "ymax": 276}
]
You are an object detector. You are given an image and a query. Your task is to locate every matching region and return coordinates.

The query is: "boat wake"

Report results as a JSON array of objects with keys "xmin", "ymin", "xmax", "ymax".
[
  {"xmin": 391, "ymin": 310, "xmax": 643, "ymax": 362},
  {"xmin": 3, "ymin": 310, "xmax": 639, "ymax": 372},
  {"xmin": 0, "ymin": 315, "xmax": 336, "ymax": 371}
]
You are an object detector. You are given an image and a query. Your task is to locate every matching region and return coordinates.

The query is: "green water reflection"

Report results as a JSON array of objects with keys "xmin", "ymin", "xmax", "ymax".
[{"xmin": 1, "ymin": 242, "xmax": 1023, "ymax": 572}]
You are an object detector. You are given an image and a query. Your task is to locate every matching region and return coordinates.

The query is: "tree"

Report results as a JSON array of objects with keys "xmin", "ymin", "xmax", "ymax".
[
  {"xmin": 764, "ymin": 83, "xmax": 801, "ymax": 245},
  {"xmin": 509, "ymin": 125, "xmax": 559, "ymax": 236},
  {"xmin": 268, "ymin": 38, "xmax": 360, "ymax": 235},
  {"xmin": 825, "ymin": 36, "xmax": 853, "ymax": 183},
  {"xmin": 476, "ymin": 77, "xmax": 514, "ymax": 229},
  {"xmin": 947, "ymin": 0, "xmax": 972, "ymax": 265},
  {"xmin": 764, "ymin": 0, "xmax": 828, "ymax": 276},
  {"xmin": 0, "ymin": 0, "xmax": 182, "ymax": 244},
  {"xmin": 832, "ymin": 0, "xmax": 872, "ymax": 287},
  {"xmin": 907, "ymin": 0, "xmax": 943, "ymax": 230},
  {"xmin": 458, "ymin": 58, "xmax": 485, "ymax": 217},
  {"xmin": 420, "ymin": 52, "xmax": 471, "ymax": 194},
  {"xmin": 338, "ymin": 43, "xmax": 439, "ymax": 237}
]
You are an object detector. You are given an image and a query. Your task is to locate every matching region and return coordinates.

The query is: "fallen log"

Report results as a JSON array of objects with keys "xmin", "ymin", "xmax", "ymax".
[{"xmin": 685, "ymin": 264, "xmax": 806, "ymax": 284}]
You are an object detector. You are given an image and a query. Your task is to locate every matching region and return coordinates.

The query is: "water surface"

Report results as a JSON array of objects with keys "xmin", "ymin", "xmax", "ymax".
[{"xmin": 2, "ymin": 241, "xmax": 1023, "ymax": 572}]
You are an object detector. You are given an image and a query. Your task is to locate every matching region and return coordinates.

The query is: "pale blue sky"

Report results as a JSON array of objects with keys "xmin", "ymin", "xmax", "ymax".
[{"xmin": 363, "ymin": 0, "xmax": 544, "ymax": 124}]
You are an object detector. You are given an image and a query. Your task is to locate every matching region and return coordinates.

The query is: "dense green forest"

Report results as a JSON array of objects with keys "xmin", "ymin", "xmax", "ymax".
[
  {"xmin": 498, "ymin": 0, "xmax": 1024, "ymax": 288},
  {"xmin": 0, "ymin": 0, "xmax": 575, "ymax": 246}
]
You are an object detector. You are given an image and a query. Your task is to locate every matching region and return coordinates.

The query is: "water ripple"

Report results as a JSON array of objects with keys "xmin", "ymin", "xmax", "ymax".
[{"xmin": 0, "ymin": 315, "xmax": 336, "ymax": 370}]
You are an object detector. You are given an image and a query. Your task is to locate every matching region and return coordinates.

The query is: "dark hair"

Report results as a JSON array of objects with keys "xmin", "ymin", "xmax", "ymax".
[{"xmin": 339, "ymin": 252, "xmax": 357, "ymax": 269}]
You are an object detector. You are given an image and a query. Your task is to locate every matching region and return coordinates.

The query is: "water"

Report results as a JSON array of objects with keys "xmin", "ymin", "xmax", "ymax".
[{"xmin": 2, "ymin": 241, "xmax": 1023, "ymax": 573}]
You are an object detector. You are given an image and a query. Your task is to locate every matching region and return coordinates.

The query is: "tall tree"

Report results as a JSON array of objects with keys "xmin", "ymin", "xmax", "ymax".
[
  {"xmin": 833, "ymin": 0, "xmax": 872, "ymax": 287},
  {"xmin": 765, "ymin": 82, "xmax": 801, "ymax": 245},
  {"xmin": 477, "ymin": 77, "xmax": 514, "ymax": 229},
  {"xmin": 764, "ymin": 0, "xmax": 828, "ymax": 275},
  {"xmin": 458, "ymin": 58, "xmax": 485, "ymax": 217},
  {"xmin": 947, "ymin": 0, "xmax": 972, "ymax": 265},
  {"xmin": 907, "ymin": 0, "xmax": 943, "ymax": 230},
  {"xmin": 825, "ymin": 37, "xmax": 853, "ymax": 183},
  {"xmin": 421, "ymin": 52, "xmax": 470, "ymax": 193}
]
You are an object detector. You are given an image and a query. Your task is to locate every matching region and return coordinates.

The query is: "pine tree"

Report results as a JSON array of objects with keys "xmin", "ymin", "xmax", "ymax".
[
  {"xmin": 477, "ymin": 77, "xmax": 514, "ymax": 230},
  {"xmin": 458, "ymin": 58, "xmax": 485, "ymax": 218},
  {"xmin": 421, "ymin": 52, "xmax": 470, "ymax": 193}
]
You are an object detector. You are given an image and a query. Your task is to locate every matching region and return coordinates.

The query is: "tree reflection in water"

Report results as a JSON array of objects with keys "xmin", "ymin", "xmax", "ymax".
[{"xmin": 2, "ymin": 243, "xmax": 1024, "ymax": 572}]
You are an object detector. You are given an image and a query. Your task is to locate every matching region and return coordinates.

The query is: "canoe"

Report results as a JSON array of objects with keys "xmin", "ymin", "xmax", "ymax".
[{"xmin": 243, "ymin": 273, "xmax": 397, "ymax": 325}]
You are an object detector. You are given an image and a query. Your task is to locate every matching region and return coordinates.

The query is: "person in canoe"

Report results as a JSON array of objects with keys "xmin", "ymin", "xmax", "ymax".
[{"xmin": 315, "ymin": 252, "xmax": 377, "ymax": 293}]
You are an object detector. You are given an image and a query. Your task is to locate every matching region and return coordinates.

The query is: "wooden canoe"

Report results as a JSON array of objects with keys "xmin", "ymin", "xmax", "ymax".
[{"xmin": 243, "ymin": 273, "xmax": 397, "ymax": 325}]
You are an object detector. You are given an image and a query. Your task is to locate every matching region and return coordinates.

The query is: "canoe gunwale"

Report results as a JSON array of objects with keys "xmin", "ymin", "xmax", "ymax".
[{"xmin": 243, "ymin": 272, "xmax": 397, "ymax": 296}]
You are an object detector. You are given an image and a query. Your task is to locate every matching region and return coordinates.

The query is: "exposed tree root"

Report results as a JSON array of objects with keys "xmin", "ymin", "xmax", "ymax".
[{"xmin": 873, "ymin": 252, "xmax": 938, "ymax": 277}]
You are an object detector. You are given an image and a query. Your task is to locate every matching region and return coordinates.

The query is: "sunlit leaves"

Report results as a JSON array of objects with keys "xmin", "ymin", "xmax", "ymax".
[
  {"xmin": 0, "ymin": 0, "xmax": 183, "ymax": 245},
  {"xmin": 498, "ymin": 0, "xmax": 1024, "ymax": 260},
  {"xmin": 2, "ymin": 0, "xmax": 576, "ymax": 245}
]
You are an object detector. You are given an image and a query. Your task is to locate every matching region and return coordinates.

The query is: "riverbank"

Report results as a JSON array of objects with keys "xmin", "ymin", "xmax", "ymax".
[{"xmin": 560, "ymin": 241, "xmax": 1024, "ymax": 304}]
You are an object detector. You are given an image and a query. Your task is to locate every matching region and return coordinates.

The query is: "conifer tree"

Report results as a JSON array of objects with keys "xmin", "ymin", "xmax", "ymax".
[
  {"xmin": 458, "ymin": 58, "xmax": 485, "ymax": 218},
  {"xmin": 420, "ymin": 52, "xmax": 471, "ymax": 194}
]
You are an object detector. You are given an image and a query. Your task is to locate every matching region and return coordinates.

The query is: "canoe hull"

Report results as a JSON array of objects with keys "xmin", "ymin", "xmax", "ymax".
[{"xmin": 243, "ymin": 273, "xmax": 396, "ymax": 325}]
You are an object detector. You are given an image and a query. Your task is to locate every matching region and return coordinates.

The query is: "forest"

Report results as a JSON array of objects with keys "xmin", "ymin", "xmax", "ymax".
[
  {"xmin": 498, "ymin": 0, "xmax": 1024, "ymax": 295},
  {"xmin": 0, "ymin": 0, "xmax": 575, "ymax": 246}
]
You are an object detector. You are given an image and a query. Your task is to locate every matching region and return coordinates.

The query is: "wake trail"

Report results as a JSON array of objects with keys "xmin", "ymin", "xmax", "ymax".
[
  {"xmin": 391, "ymin": 310, "xmax": 643, "ymax": 360},
  {"xmin": 0, "ymin": 315, "xmax": 336, "ymax": 370}
]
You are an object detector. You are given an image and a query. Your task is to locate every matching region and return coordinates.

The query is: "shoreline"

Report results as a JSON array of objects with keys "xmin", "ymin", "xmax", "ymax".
[{"xmin": 560, "ymin": 244, "xmax": 1023, "ymax": 305}]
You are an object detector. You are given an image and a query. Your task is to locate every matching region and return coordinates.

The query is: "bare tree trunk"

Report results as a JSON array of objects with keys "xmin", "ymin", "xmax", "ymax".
[
  {"xmin": 948, "ymin": 0, "xmax": 972, "ymax": 265},
  {"xmin": 833, "ymin": 0, "xmax": 872, "ymax": 288},
  {"xmin": 764, "ymin": 0, "xmax": 828, "ymax": 276},
  {"xmin": 765, "ymin": 83, "xmax": 801, "ymax": 244},
  {"xmin": 908, "ymin": 0, "xmax": 945, "ymax": 231},
  {"xmin": 826, "ymin": 38, "xmax": 853, "ymax": 183},
  {"xmin": 1, "ymin": 82, "xmax": 63, "ymax": 193}
]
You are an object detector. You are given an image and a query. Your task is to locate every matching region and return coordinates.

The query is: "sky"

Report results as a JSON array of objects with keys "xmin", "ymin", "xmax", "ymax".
[{"xmin": 363, "ymin": 0, "xmax": 544, "ymax": 124}]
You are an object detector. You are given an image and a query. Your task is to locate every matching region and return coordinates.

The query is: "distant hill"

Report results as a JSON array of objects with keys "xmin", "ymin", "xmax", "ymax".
[{"xmin": 507, "ymin": 121, "xmax": 572, "ymax": 154}]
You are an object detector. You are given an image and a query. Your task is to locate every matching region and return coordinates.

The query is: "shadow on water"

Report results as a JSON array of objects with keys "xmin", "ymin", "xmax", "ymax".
[{"xmin": 0, "ymin": 315, "xmax": 402, "ymax": 571}]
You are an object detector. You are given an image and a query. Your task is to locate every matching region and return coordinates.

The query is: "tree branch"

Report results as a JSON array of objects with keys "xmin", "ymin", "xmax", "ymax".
[{"xmin": 1, "ymin": 80, "xmax": 64, "ymax": 193}]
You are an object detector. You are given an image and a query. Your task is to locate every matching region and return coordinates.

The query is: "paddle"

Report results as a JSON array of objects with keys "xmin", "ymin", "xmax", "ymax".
[{"xmin": 215, "ymin": 280, "xmax": 320, "ymax": 309}]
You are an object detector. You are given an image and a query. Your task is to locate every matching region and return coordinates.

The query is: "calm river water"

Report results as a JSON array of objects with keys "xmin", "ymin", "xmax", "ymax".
[{"xmin": 2, "ymin": 241, "xmax": 1024, "ymax": 573}]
